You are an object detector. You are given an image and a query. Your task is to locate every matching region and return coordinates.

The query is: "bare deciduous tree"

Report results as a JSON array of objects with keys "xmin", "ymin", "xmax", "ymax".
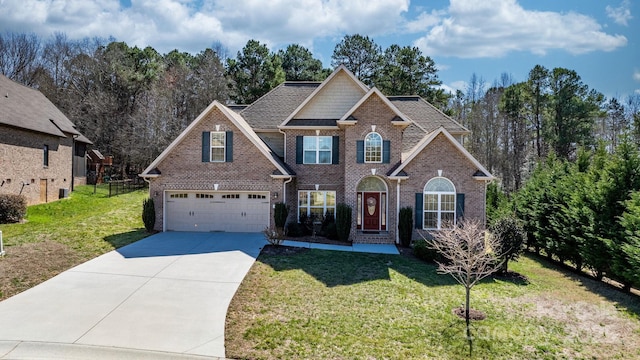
[{"xmin": 425, "ymin": 219, "xmax": 503, "ymax": 356}]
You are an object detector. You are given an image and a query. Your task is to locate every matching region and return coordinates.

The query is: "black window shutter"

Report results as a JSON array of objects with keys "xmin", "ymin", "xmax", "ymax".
[
  {"xmin": 382, "ymin": 140, "xmax": 390, "ymax": 163},
  {"xmin": 296, "ymin": 136, "xmax": 303, "ymax": 164},
  {"xmin": 225, "ymin": 131, "xmax": 233, "ymax": 162},
  {"xmin": 332, "ymin": 136, "xmax": 339, "ymax": 164},
  {"xmin": 415, "ymin": 193, "xmax": 423, "ymax": 229},
  {"xmin": 202, "ymin": 132, "xmax": 210, "ymax": 162},
  {"xmin": 356, "ymin": 140, "xmax": 364, "ymax": 163},
  {"xmin": 456, "ymin": 193, "xmax": 465, "ymax": 220},
  {"xmin": 43, "ymin": 145, "xmax": 49, "ymax": 166}
]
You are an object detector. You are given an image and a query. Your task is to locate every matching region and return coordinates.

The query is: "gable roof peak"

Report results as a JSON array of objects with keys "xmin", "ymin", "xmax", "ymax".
[
  {"xmin": 338, "ymin": 87, "xmax": 411, "ymax": 124},
  {"xmin": 279, "ymin": 65, "xmax": 369, "ymax": 127},
  {"xmin": 140, "ymin": 100, "xmax": 293, "ymax": 177}
]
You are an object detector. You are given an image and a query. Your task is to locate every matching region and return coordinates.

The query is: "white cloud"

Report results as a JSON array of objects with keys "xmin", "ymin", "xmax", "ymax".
[
  {"xmin": 405, "ymin": 10, "xmax": 443, "ymax": 33},
  {"xmin": 413, "ymin": 0, "xmax": 628, "ymax": 58},
  {"xmin": 606, "ymin": 0, "xmax": 632, "ymax": 26},
  {"xmin": 0, "ymin": 0, "xmax": 409, "ymax": 55},
  {"xmin": 438, "ymin": 80, "xmax": 467, "ymax": 95},
  {"xmin": 633, "ymin": 69, "xmax": 640, "ymax": 82}
]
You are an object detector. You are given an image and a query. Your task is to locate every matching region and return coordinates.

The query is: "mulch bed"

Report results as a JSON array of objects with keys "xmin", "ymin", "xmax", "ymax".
[
  {"xmin": 493, "ymin": 270, "xmax": 530, "ymax": 285},
  {"xmin": 453, "ymin": 307, "xmax": 487, "ymax": 321},
  {"xmin": 260, "ymin": 244, "xmax": 309, "ymax": 256}
]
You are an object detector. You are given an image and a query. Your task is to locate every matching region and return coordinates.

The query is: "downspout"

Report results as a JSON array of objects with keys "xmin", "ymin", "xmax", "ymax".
[
  {"xmin": 71, "ymin": 134, "xmax": 78, "ymax": 191},
  {"xmin": 484, "ymin": 180, "xmax": 490, "ymax": 228},
  {"xmin": 282, "ymin": 177, "xmax": 293, "ymax": 204},
  {"xmin": 396, "ymin": 178, "xmax": 401, "ymax": 244},
  {"xmin": 143, "ymin": 177, "xmax": 152, "ymax": 196}
]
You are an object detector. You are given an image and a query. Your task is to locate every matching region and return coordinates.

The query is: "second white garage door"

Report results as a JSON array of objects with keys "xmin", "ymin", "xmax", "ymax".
[{"xmin": 165, "ymin": 191, "xmax": 270, "ymax": 232}]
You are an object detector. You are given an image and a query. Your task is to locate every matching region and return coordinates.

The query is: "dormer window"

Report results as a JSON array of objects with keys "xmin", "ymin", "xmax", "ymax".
[{"xmin": 364, "ymin": 132, "xmax": 382, "ymax": 163}]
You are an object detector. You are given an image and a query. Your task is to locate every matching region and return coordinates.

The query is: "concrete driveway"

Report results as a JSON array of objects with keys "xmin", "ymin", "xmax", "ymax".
[{"xmin": 0, "ymin": 232, "xmax": 267, "ymax": 359}]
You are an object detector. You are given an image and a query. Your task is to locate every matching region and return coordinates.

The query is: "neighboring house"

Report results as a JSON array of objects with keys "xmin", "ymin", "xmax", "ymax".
[
  {"xmin": 140, "ymin": 66, "xmax": 493, "ymax": 244},
  {"xmin": 0, "ymin": 74, "xmax": 92, "ymax": 205}
]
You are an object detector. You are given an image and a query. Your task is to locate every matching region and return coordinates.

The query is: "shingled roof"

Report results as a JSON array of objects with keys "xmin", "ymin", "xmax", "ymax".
[
  {"xmin": 240, "ymin": 82, "xmax": 320, "ymax": 130},
  {"xmin": 0, "ymin": 74, "xmax": 91, "ymax": 143},
  {"xmin": 388, "ymin": 96, "xmax": 468, "ymax": 153}
]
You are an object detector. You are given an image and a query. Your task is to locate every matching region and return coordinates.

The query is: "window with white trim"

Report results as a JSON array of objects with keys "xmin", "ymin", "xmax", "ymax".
[
  {"xmin": 298, "ymin": 191, "xmax": 336, "ymax": 220},
  {"xmin": 365, "ymin": 132, "xmax": 382, "ymax": 163},
  {"xmin": 303, "ymin": 136, "xmax": 332, "ymax": 164},
  {"xmin": 423, "ymin": 177, "xmax": 456, "ymax": 230},
  {"xmin": 210, "ymin": 132, "xmax": 225, "ymax": 162}
]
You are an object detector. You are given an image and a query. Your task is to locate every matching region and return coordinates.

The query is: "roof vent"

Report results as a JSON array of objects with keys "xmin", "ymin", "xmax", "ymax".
[{"xmin": 5, "ymin": 93, "xmax": 8, "ymax": 98}]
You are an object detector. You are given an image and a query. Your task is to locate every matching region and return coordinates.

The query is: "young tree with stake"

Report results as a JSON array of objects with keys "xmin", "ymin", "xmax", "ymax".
[{"xmin": 425, "ymin": 219, "xmax": 503, "ymax": 356}]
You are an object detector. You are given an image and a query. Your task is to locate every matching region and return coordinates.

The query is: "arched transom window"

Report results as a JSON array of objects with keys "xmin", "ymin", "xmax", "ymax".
[
  {"xmin": 364, "ymin": 132, "xmax": 382, "ymax": 163},
  {"xmin": 423, "ymin": 177, "xmax": 456, "ymax": 230}
]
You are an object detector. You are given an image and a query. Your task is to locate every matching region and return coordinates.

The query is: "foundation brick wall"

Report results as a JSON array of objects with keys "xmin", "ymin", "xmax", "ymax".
[
  {"xmin": 149, "ymin": 107, "xmax": 284, "ymax": 231},
  {"xmin": 0, "ymin": 125, "xmax": 75, "ymax": 205}
]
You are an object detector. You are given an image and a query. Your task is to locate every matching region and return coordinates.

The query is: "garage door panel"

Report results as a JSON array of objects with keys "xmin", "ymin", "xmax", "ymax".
[{"xmin": 165, "ymin": 191, "xmax": 269, "ymax": 232}]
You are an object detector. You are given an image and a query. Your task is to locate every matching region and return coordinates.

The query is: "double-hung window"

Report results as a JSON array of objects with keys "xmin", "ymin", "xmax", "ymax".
[
  {"xmin": 303, "ymin": 136, "xmax": 332, "ymax": 164},
  {"xmin": 210, "ymin": 132, "xmax": 225, "ymax": 162},
  {"xmin": 299, "ymin": 191, "xmax": 336, "ymax": 220}
]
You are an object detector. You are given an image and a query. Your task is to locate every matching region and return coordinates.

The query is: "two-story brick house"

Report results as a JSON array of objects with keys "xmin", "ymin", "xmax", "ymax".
[
  {"xmin": 0, "ymin": 74, "xmax": 92, "ymax": 205},
  {"xmin": 140, "ymin": 66, "xmax": 493, "ymax": 244}
]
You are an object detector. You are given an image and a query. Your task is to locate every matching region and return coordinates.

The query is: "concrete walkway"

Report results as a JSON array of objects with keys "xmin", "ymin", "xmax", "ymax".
[
  {"xmin": 0, "ymin": 232, "xmax": 267, "ymax": 359},
  {"xmin": 281, "ymin": 239, "xmax": 400, "ymax": 254}
]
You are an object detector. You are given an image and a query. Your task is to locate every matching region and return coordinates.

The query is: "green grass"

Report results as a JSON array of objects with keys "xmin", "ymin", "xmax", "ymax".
[
  {"xmin": 0, "ymin": 185, "xmax": 150, "ymax": 300},
  {"xmin": 0, "ymin": 185, "xmax": 149, "ymax": 257},
  {"xmin": 226, "ymin": 249, "xmax": 640, "ymax": 360}
]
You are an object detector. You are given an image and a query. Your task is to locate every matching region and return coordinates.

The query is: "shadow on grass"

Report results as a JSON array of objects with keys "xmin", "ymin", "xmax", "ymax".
[
  {"xmin": 103, "ymin": 229, "xmax": 150, "ymax": 249},
  {"xmin": 525, "ymin": 253, "xmax": 640, "ymax": 318},
  {"xmin": 259, "ymin": 247, "xmax": 458, "ymax": 288}
]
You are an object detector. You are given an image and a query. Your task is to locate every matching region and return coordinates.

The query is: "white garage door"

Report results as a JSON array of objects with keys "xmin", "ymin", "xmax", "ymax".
[{"xmin": 165, "ymin": 191, "xmax": 270, "ymax": 232}]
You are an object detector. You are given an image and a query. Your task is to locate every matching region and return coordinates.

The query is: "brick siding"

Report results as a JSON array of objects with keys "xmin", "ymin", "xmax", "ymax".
[
  {"xmin": 148, "ymin": 107, "xmax": 283, "ymax": 231},
  {"xmin": 0, "ymin": 125, "xmax": 75, "ymax": 205},
  {"xmin": 149, "ymin": 91, "xmax": 489, "ymax": 243},
  {"xmin": 400, "ymin": 133, "xmax": 487, "ymax": 242}
]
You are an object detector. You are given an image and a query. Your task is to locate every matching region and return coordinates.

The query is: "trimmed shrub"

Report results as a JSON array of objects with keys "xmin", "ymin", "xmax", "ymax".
[
  {"xmin": 142, "ymin": 197, "xmax": 155, "ymax": 232},
  {"xmin": 323, "ymin": 222, "xmax": 338, "ymax": 240},
  {"xmin": 274, "ymin": 202, "xmax": 289, "ymax": 229},
  {"xmin": 0, "ymin": 194, "xmax": 27, "ymax": 224},
  {"xmin": 398, "ymin": 207, "xmax": 413, "ymax": 247},
  {"xmin": 490, "ymin": 216, "xmax": 526, "ymax": 273},
  {"xmin": 335, "ymin": 203, "xmax": 352, "ymax": 242},
  {"xmin": 413, "ymin": 238, "xmax": 441, "ymax": 263},
  {"xmin": 286, "ymin": 222, "xmax": 305, "ymax": 237}
]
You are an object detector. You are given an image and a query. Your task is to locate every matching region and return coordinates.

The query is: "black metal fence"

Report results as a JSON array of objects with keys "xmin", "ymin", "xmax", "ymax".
[{"xmin": 107, "ymin": 178, "xmax": 147, "ymax": 197}]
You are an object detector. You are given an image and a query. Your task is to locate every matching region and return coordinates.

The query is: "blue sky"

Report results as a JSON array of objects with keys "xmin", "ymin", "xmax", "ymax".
[{"xmin": 1, "ymin": 0, "xmax": 637, "ymax": 99}]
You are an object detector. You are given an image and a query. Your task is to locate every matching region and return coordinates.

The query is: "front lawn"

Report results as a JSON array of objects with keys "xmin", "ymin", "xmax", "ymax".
[
  {"xmin": 226, "ymin": 248, "xmax": 640, "ymax": 359},
  {"xmin": 0, "ymin": 185, "xmax": 149, "ymax": 300}
]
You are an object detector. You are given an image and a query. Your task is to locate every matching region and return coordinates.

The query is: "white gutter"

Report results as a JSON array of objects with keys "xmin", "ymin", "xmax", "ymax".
[{"xmin": 282, "ymin": 177, "xmax": 293, "ymax": 203}]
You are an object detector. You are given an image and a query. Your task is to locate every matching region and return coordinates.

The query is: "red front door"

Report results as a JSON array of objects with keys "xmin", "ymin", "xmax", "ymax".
[{"xmin": 363, "ymin": 192, "xmax": 380, "ymax": 230}]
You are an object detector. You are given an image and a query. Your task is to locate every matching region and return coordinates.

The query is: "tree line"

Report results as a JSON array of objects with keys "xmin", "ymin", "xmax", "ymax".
[
  {"xmin": 450, "ymin": 66, "xmax": 640, "ymax": 193},
  {"xmin": 488, "ymin": 140, "xmax": 640, "ymax": 292},
  {"xmin": 1, "ymin": 32, "xmax": 445, "ymax": 174}
]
